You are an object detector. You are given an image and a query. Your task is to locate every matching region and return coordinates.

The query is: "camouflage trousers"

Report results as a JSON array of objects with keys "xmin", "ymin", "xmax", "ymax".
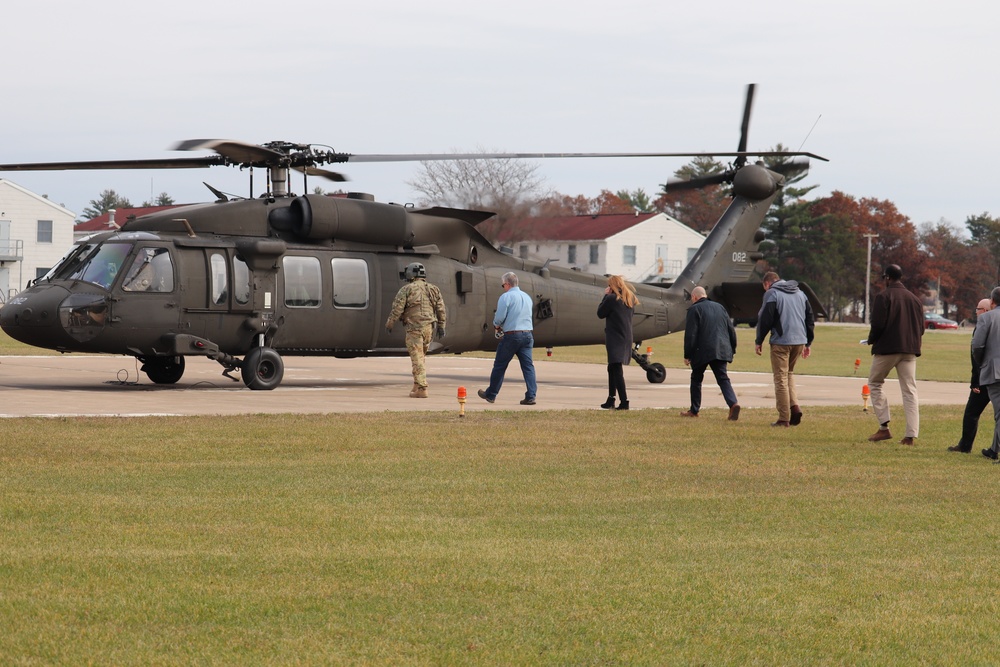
[{"xmin": 405, "ymin": 323, "xmax": 434, "ymax": 388}]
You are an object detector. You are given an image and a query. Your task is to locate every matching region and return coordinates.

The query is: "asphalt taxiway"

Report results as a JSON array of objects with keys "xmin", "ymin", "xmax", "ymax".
[{"xmin": 0, "ymin": 353, "xmax": 968, "ymax": 418}]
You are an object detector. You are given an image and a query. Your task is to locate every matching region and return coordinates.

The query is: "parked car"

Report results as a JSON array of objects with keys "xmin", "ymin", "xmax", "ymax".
[{"xmin": 924, "ymin": 312, "xmax": 959, "ymax": 330}]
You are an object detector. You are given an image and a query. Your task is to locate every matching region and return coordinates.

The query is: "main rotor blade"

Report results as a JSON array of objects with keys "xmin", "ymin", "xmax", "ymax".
[
  {"xmin": 0, "ymin": 156, "xmax": 227, "ymax": 171},
  {"xmin": 338, "ymin": 150, "xmax": 828, "ymax": 163},
  {"xmin": 295, "ymin": 166, "xmax": 349, "ymax": 182},
  {"xmin": 172, "ymin": 139, "xmax": 286, "ymax": 165}
]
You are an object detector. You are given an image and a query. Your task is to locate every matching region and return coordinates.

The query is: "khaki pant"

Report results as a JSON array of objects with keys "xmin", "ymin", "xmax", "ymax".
[
  {"xmin": 405, "ymin": 323, "xmax": 433, "ymax": 388},
  {"xmin": 769, "ymin": 344, "xmax": 805, "ymax": 422},
  {"xmin": 868, "ymin": 353, "xmax": 919, "ymax": 438}
]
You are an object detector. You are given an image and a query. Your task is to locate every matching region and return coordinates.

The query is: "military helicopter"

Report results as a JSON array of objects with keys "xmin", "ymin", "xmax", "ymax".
[{"xmin": 0, "ymin": 85, "xmax": 826, "ymax": 390}]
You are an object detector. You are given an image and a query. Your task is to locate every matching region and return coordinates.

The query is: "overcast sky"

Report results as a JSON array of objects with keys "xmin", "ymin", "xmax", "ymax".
[{"xmin": 3, "ymin": 0, "xmax": 995, "ymax": 228}]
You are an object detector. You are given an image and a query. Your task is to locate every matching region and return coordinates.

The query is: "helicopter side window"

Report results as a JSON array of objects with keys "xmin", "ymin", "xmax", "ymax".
[
  {"xmin": 331, "ymin": 258, "xmax": 369, "ymax": 309},
  {"xmin": 122, "ymin": 247, "xmax": 174, "ymax": 292},
  {"xmin": 210, "ymin": 253, "xmax": 228, "ymax": 305},
  {"xmin": 283, "ymin": 256, "xmax": 321, "ymax": 308},
  {"xmin": 64, "ymin": 242, "xmax": 133, "ymax": 290},
  {"xmin": 233, "ymin": 256, "xmax": 251, "ymax": 305}
]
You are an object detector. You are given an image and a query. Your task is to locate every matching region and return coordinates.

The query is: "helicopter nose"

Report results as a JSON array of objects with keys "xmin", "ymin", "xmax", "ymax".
[
  {"xmin": 0, "ymin": 285, "xmax": 109, "ymax": 349},
  {"xmin": 0, "ymin": 284, "xmax": 70, "ymax": 333}
]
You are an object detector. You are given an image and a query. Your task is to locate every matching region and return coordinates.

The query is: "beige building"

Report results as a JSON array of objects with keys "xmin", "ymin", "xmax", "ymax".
[
  {"xmin": 498, "ymin": 212, "xmax": 706, "ymax": 283},
  {"xmin": 0, "ymin": 179, "xmax": 76, "ymax": 302}
]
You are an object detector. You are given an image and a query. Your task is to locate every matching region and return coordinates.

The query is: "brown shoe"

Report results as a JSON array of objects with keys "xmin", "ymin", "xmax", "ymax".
[
  {"xmin": 680, "ymin": 410, "xmax": 699, "ymax": 417},
  {"xmin": 947, "ymin": 445, "xmax": 971, "ymax": 453},
  {"xmin": 771, "ymin": 420, "xmax": 790, "ymax": 427},
  {"xmin": 728, "ymin": 404, "xmax": 741, "ymax": 421},
  {"xmin": 899, "ymin": 437, "xmax": 915, "ymax": 446},
  {"xmin": 868, "ymin": 429, "xmax": 892, "ymax": 442}
]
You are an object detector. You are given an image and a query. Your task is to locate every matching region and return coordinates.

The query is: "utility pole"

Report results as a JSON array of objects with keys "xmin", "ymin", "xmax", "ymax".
[{"xmin": 863, "ymin": 233, "xmax": 879, "ymax": 324}]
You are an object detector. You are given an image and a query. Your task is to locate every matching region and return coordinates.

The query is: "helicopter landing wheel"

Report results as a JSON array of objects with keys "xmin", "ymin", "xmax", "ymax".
[
  {"xmin": 645, "ymin": 362, "xmax": 666, "ymax": 384},
  {"xmin": 141, "ymin": 355, "xmax": 186, "ymax": 385},
  {"xmin": 241, "ymin": 347, "xmax": 284, "ymax": 390}
]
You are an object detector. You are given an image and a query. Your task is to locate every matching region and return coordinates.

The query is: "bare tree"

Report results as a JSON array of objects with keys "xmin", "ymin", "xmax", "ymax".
[{"xmin": 407, "ymin": 150, "xmax": 546, "ymax": 242}]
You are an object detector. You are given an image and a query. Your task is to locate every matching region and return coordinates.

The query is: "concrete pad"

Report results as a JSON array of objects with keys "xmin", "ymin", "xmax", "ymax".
[{"xmin": 0, "ymin": 353, "xmax": 968, "ymax": 418}]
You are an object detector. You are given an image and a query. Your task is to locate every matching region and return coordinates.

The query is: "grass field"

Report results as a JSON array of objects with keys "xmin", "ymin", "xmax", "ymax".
[{"xmin": 1, "ymin": 325, "xmax": 996, "ymax": 664}]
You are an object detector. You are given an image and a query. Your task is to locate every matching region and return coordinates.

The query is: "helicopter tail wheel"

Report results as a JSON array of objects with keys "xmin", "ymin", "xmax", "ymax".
[
  {"xmin": 646, "ymin": 362, "xmax": 666, "ymax": 384},
  {"xmin": 141, "ymin": 356, "xmax": 186, "ymax": 385},
  {"xmin": 241, "ymin": 347, "xmax": 284, "ymax": 390}
]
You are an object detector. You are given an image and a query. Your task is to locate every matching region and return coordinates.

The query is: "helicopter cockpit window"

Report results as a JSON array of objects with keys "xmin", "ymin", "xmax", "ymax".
[
  {"xmin": 210, "ymin": 253, "xmax": 228, "ymax": 305},
  {"xmin": 59, "ymin": 242, "xmax": 133, "ymax": 290},
  {"xmin": 331, "ymin": 258, "xmax": 369, "ymax": 309},
  {"xmin": 283, "ymin": 256, "xmax": 321, "ymax": 308},
  {"xmin": 122, "ymin": 247, "xmax": 174, "ymax": 292},
  {"xmin": 233, "ymin": 256, "xmax": 251, "ymax": 305}
]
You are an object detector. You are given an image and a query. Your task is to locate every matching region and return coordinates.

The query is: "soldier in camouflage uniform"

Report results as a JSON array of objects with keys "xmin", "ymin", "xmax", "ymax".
[{"xmin": 385, "ymin": 262, "xmax": 447, "ymax": 398}]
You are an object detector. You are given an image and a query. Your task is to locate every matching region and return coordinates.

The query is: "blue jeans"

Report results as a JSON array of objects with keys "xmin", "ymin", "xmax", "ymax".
[
  {"xmin": 485, "ymin": 331, "xmax": 537, "ymax": 400},
  {"xmin": 689, "ymin": 359, "xmax": 738, "ymax": 414}
]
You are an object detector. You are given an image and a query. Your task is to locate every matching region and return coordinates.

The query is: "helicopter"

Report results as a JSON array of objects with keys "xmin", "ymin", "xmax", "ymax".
[{"xmin": 0, "ymin": 85, "xmax": 827, "ymax": 390}]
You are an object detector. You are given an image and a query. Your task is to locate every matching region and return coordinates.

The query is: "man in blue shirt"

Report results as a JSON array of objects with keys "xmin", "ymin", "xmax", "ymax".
[{"xmin": 478, "ymin": 271, "xmax": 538, "ymax": 405}]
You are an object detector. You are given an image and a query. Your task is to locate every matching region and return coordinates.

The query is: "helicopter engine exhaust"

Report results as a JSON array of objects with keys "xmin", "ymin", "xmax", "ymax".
[{"xmin": 269, "ymin": 194, "xmax": 415, "ymax": 247}]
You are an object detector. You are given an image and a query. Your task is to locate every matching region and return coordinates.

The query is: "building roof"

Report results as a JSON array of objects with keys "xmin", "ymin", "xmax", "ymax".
[
  {"xmin": 0, "ymin": 178, "xmax": 76, "ymax": 218},
  {"xmin": 74, "ymin": 205, "xmax": 184, "ymax": 233},
  {"xmin": 498, "ymin": 213, "xmax": 660, "ymax": 243}
]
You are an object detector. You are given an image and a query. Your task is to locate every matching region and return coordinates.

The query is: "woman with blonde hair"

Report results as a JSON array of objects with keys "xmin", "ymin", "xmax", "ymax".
[{"xmin": 597, "ymin": 275, "xmax": 639, "ymax": 410}]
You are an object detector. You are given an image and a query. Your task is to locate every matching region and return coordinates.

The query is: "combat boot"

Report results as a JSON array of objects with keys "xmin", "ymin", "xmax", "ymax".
[
  {"xmin": 409, "ymin": 383, "xmax": 420, "ymax": 397},
  {"xmin": 413, "ymin": 385, "xmax": 429, "ymax": 398}
]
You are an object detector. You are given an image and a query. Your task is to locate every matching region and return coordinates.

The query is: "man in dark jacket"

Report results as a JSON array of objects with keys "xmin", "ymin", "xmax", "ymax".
[
  {"xmin": 682, "ymin": 286, "xmax": 740, "ymax": 420},
  {"xmin": 866, "ymin": 264, "xmax": 924, "ymax": 445}
]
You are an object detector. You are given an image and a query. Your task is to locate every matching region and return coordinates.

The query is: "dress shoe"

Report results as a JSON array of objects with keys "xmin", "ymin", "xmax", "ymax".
[
  {"xmin": 947, "ymin": 445, "xmax": 971, "ymax": 453},
  {"xmin": 520, "ymin": 397, "xmax": 536, "ymax": 405},
  {"xmin": 680, "ymin": 410, "xmax": 698, "ymax": 417},
  {"xmin": 600, "ymin": 398, "xmax": 616, "ymax": 410},
  {"xmin": 982, "ymin": 448, "xmax": 998, "ymax": 460},
  {"xmin": 477, "ymin": 389, "xmax": 495, "ymax": 403},
  {"xmin": 899, "ymin": 437, "xmax": 915, "ymax": 446},
  {"xmin": 790, "ymin": 406, "xmax": 803, "ymax": 426},
  {"xmin": 728, "ymin": 404, "xmax": 741, "ymax": 421},
  {"xmin": 771, "ymin": 420, "xmax": 790, "ymax": 427},
  {"xmin": 615, "ymin": 401, "xmax": 630, "ymax": 411},
  {"xmin": 868, "ymin": 429, "xmax": 892, "ymax": 442}
]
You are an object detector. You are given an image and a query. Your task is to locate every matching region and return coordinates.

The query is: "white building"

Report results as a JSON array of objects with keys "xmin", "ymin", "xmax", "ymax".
[
  {"xmin": 499, "ymin": 212, "xmax": 706, "ymax": 283},
  {"xmin": 0, "ymin": 179, "xmax": 76, "ymax": 302}
]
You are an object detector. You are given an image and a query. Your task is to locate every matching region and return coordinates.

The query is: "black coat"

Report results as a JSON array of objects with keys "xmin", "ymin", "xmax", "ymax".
[
  {"xmin": 684, "ymin": 297, "xmax": 737, "ymax": 367},
  {"xmin": 598, "ymin": 293, "xmax": 634, "ymax": 364}
]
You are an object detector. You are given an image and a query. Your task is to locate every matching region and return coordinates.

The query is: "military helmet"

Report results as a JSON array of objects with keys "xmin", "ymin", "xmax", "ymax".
[{"xmin": 404, "ymin": 262, "xmax": 426, "ymax": 280}]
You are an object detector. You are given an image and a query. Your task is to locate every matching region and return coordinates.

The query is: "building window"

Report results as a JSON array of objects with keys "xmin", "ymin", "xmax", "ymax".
[
  {"xmin": 519, "ymin": 244, "xmax": 528, "ymax": 259},
  {"xmin": 589, "ymin": 244, "xmax": 599, "ymax": 264},
  {"xmin": 37, "ymin": 220, "xmax": 53, "ymax": 243},
  {"xmin": 623, "ymin": 245, "xmax": 637, "ymax": 265},
  {"xmin": 568, "ymin": 244, "xmax": 577, "ymax": 264}
]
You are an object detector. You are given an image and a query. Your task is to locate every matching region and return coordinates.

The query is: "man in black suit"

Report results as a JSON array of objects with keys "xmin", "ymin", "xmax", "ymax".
[
  {"xmin": 681, "ymin": 286, "xmax": 740, "ymax": 420},
  {"xmin": 948, "ymin": 298, "xmax": 993, "ymax": 453},
  {"xmin": 972, "ymin": 287, "xmax": 1000, "ymax": 461}
]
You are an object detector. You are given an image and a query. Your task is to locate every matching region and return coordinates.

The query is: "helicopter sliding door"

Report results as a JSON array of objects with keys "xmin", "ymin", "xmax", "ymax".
[{"xmin": 271, "ymin": 253, "xmax": 376, "ymax": 353}]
